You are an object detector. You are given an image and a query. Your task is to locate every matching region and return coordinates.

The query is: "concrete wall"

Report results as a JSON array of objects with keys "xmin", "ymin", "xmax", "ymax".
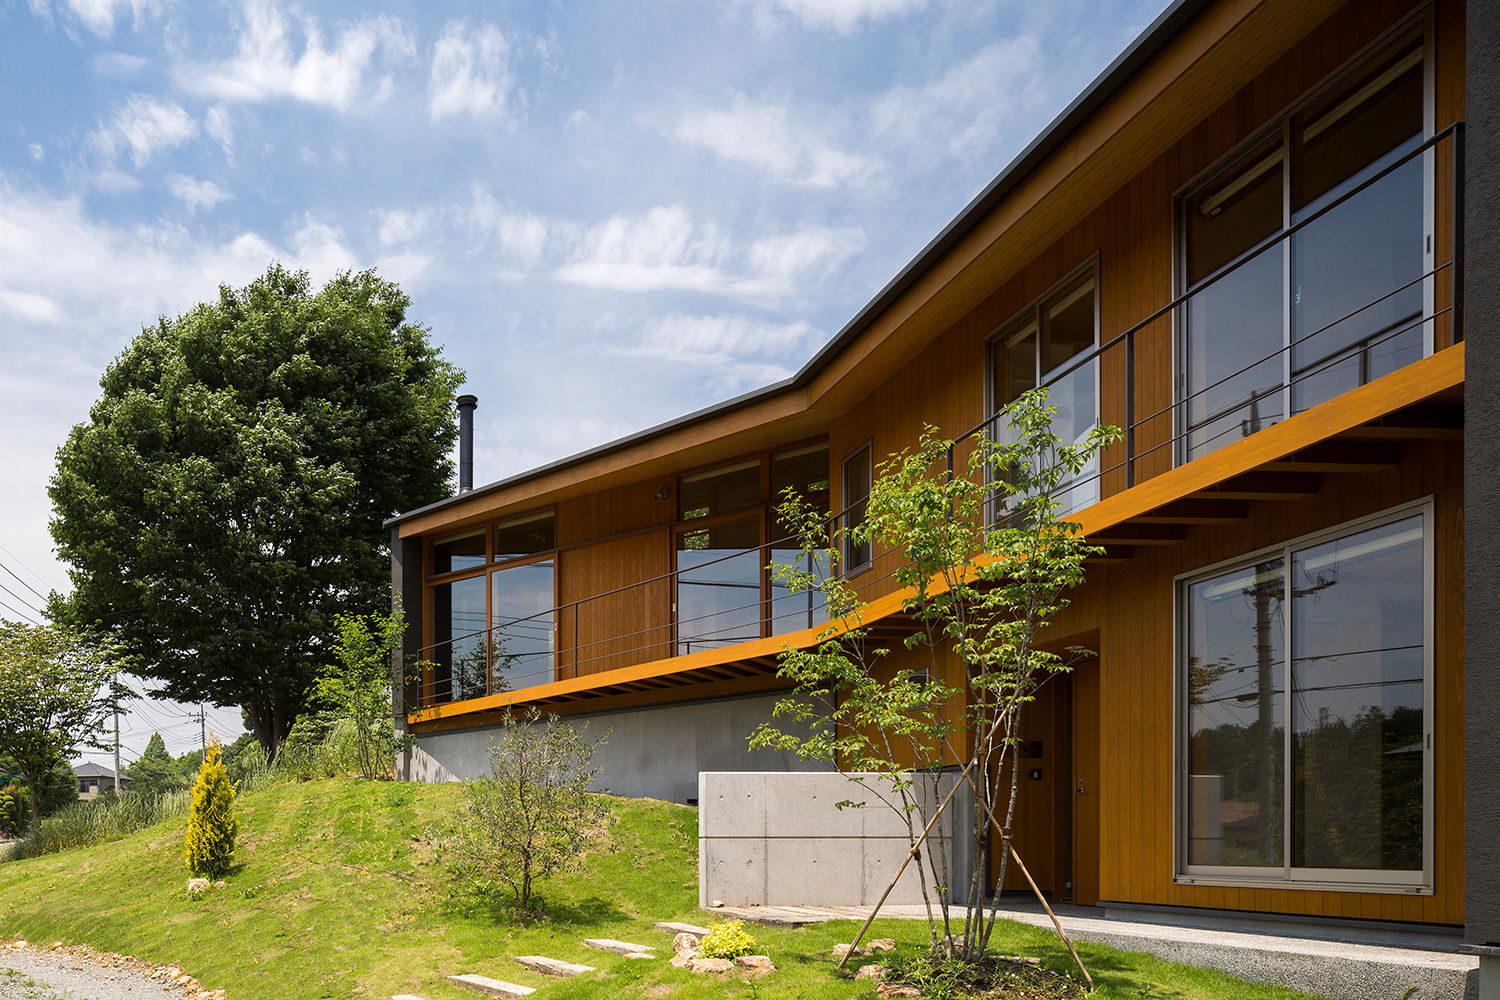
[
  {"xmin": 699, "ymin": 770, "xmax": 959, "ymax": 908},
  {"xmin": 1467, "ymin": 0, "xmax": 1500, "ymax": 951},
  {"xmin": 398, "ymin": 691, "xmax": 828, "ymax": 803}
]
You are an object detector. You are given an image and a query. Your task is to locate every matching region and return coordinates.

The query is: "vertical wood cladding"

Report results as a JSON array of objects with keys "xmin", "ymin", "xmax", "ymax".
[{"xmin": 1042, "ymin": 438, "xmax": 1463, "ymax": 925}]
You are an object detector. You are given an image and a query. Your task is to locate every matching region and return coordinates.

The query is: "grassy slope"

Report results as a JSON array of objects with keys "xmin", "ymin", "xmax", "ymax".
[{"xmin": 0, "ymin": 779, "xmax": 1328, "ymax": 1000}]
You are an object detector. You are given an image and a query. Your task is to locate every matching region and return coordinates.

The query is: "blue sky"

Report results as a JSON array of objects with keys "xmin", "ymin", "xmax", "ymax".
[{"xmin": 0, "ymin": 0, "xmax": 1163, "ymax": 758}]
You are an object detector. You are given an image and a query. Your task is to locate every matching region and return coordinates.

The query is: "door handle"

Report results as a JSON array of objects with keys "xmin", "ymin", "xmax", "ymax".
[{"xmin": 1077, "ymin": 779, "xmax": 1085, "ymax": 795}]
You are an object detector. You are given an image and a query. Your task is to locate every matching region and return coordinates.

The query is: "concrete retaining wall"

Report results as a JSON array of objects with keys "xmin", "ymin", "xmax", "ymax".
[
  {"xmin": 398, "ymin": 692, "xmax": 828, "ymax": 803},
  {"xmin": 699, "ymin": 771, "xmax": 957, "ymax": 908}
]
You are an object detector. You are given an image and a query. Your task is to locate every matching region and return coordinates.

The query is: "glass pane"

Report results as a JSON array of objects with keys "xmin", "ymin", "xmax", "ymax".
[
  {"xmin": 433, "ymin": 531, "xmax": 485, "ymax": 575},
  {"xmin": 1000, "ymin": 327, "xmax": 1038, "ymax": 407},
  {"xmin": 490, "ymin": 560, "xmax": 555, "ymax": 690},
  {"xmin": 494, "ymin": 513, "xmax": 553, "ymax": 561},
  {"xmin": 771, "ymin": 445, "xmax": 830, "ymax": 501},
  {"xmin": 1291, "ymin": 516, "xmax": 1424, "ymax": 871},
  {"xmin": 1185, "ymin": 559, "xmax": 1285, "ymax": 868},
  {"xmin": 1184, "ymin": 144, "xmax": 1285, "ymax": 461},
  {"xmin": 680, "ymin": 461, "xmax": 760, "ymax": 520},
  {"xmin": 1041, "ymin": 278, "xmax": 1094, "ymax": 377},
  {"xmin": 1041, "ymin": 278, "xmax": 1098, "ymax": 514},
  {"xmin": 770, "ymin": 502, "xmax": 830, "ymax": 634},
  {"xmin": 676, "ymin": 517, "xmax": 762, "ymax": 654},
  {"xmin": 842, "ymin": 447, "xmax": 872, "ymax": 569},
  {"xmin": 432, "ymin": 575, "xmax": 488, "ymax": 703}
]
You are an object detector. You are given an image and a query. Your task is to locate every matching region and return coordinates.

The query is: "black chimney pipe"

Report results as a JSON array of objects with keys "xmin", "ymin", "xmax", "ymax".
[{"xmin": 456, "ymin": 394, "xmax": 477, "ymax": 493}]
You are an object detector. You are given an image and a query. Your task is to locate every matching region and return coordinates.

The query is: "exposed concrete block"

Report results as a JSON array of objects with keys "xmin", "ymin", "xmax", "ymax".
[
  {"xmin": 863, "ymin": 837, "xmax": 950, "ymax": 906},
  {"xmin": 765, "ymin": 837, "xmax": 863, "ymax": 905},
  {"xmin": 654, "ymin": 921, "xmax": 711, "ymax": 935},
  {"xmin": 445, "ymin": 975, "xmax": 536, "ymax": 998},
  {"xmin": 762, "ymin": 772, "xmax": 867, "ymax": 837},
  {"xmin": 699, "ymin": 836, "xmax": 766, "ymax": 907},
  {"xmin": 700, "ymin": 772, "xmax": 767, "ymax": 837}
]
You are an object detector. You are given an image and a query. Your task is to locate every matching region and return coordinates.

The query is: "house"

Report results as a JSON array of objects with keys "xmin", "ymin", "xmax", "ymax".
[
  {"xmin": 389, "ymin": 0, "xmax": 1500, "ymax": 962},
  {"xmin": 73, "ymin": 762, "xmax": 127, "ymax": 799}
]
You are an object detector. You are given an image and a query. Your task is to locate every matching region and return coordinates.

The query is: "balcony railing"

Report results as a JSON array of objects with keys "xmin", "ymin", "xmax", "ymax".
[{"xmin": 413, "ymin": 122, "xmax": 1463, "ymax": 711}]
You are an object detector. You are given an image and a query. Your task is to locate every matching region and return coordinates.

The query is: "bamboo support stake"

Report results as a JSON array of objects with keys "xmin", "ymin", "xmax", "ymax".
[{"xmin": 1004, "ymin": 838, "xmax": 1093, "ymax": 990}]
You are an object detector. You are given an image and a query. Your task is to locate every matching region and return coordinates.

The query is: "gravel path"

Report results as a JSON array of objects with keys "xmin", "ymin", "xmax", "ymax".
[{"xmin": 0, "ymin": 946, "xmax": 217, "ymax": 1000}]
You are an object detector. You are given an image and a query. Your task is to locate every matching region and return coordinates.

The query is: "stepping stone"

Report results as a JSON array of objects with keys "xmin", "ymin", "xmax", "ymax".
[
  {"xmin": 514, "ymin": 955, "xmax": 596, "ymax": 978},
  {"xmin": 582, "ymin": 938, "xmax": 654, "ymax": 956},
  {"xmin": 654, "ymin": 921, "xmax": 710, "ymax": 936},
  {"xmin": 446, "ymin": 974, "xmax": 536, "ymax": 998},
  {"xmin": 392, "ymin": 995, "xmax": 431, "ymax": 1000}
]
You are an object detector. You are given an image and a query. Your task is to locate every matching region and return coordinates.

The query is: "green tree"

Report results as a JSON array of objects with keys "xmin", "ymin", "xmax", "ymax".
[
  {"xmin": 183, "ymin": 738, "xmax": 238, "ymax": 877},
  {"xmin": 315, "ymin": 606, "xmax": 414, "ymax": 781},
  {"xmin": 50, "ymin": 264, "xmax": 465, "ymax": 759},
  {"xmin": 753, "ymin": 389, "xmax": 1116, "ymax": 963},
  {"xmin": 123, "ymin": 732, "xmax": 185, "ymax": 797},
  {"xmin": 0, "ymin": 624, "xmax": 117, "ymax": 824},
  {"xmin": 436, "ymin": 710, "xmax": 609, "ymax": 911}
]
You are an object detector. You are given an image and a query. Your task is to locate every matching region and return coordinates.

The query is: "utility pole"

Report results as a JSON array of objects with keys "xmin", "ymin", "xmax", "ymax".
[
  {"xmin": 113, "ymin": 700, "xmax": 121, "ymax": 794},
  {"xmin": 199, "ymin": 704, "xmax": 206, "ymax": 754}
]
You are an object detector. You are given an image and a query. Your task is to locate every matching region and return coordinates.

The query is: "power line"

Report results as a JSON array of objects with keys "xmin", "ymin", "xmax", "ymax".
[
  {"xmin": 0, "ymin": 553, "xmax": 50, "ymax": 605},
  {"xmin": 0, "ymin": 578, "xmax": 44, "ymax": 619},
  {"xmin": 0, "ymin": 594, "xmax": 40, "ymax": 626}
]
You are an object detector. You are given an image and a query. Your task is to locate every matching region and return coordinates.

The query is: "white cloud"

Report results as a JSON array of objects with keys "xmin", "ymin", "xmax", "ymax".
[
  {"xmin": 166, "ymin": 174, "xmax": 231, "ymax": 212},
  {"xmin": 32, "ymin": 0, "xmax": 161, "ymax": 38},
  {"xmin": 92, "ymin": 51, "xmax": 149, "ymax": 77},
  {"xmin": 671, "ymin": 94, "xmax": 880, "ymax": 189},
  {"xmin": 744, "ymin": 0, "xmax": 926, "ymax": 33},
  {"xmin": 872, "ymin": 35, "xmax": 1047, "ymax": 160},
  {"xmin": 27, "ymin": 143, "xmax": 44, "ymax": 162},
  {"xmin": 0, "ymin": 288, "xmax": 65, "ymax": 324},
  {"xmin": 204, "ymin": 105, "xmax": 234, "ymax": 159},
  {"xmin": 375, "ymin": 207, "xmax": 430, "ymax": 247},
  {"xmin": 617, "ymin": 312, "xmax": 818, "ymax": 366},
  {"xmin": 177, "ymin": 1, "xmax": 414, "ymax": 112},
  {"xmin": 429, "ymin": 20, "xmax": 512, "ymax": 122},
  {"xmin": 87, "ymin": 95, "xmax": 196, "ymax": 168}
]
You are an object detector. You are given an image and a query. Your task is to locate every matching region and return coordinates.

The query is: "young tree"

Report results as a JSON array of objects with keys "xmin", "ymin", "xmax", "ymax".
[
  {"xmin": 315, "ymin": 607, "xmax": 414, "ymax": 780},
  {"xmin": 437, "ymin": 710, "xmax": 609, "ymax": 911},
  {"xmin": 753, "ymin": 389, "xmax": 1117, "ymax": 962},
  {"xmin": 50, "ymin": 264, "xmax": 465, "ymax": 759},
  {"xmin": 184, "ymin": 738, "xmax": 238, "ymax": 877},
  {"xmin": 123, "ymin": 732, "xmax": 186, "ymax": 797},
  {"xmin": 0, "ymin": 624, "xmax": 118, "ymax": 824}
]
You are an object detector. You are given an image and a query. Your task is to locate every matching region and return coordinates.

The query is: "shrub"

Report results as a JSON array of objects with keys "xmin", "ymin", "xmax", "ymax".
[
  {"xmin": 315, "ymin": 609, "xmax": 414, "ymax": 780},
  {"xmin": 10, "ymin": 788, "xmax": 190, "ymax": 860},
  {"xmin": 700, "ymin": 920, "xmax": 756, "ymax": 960},
  {"xmin": 183, "ymin": 739, "xmax": 238, "ymax": 876},
  {"xmin": 434, "ymin": 710, "xmax": 609, "ymax": 911}
]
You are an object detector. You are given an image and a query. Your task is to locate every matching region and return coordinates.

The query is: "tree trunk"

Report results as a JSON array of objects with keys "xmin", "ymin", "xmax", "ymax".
[{"xmin": 24, "ymin": 766, "xmax": 46, "ymax": 825}]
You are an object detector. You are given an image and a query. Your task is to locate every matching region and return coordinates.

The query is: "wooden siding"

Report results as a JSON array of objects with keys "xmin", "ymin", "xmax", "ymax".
[{"xmin": 1044, "ymin": 436, "xmax": 1464, "ymax": 925}]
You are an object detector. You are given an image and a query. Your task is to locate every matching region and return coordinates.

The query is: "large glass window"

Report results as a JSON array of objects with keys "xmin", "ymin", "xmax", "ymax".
[
  {"xmin": 433, "ymin": 574, "xmax": 488, "ymax": 703},
  {"xmin": 490, "ymin": 560, "xmax": 555, "ymax": 690},
  {"xmin": 1181, "ymin": 34, "xmax": 1427, "ymax": 462},
  {"xmin": 433, "ymin": 530, "xmax": 485, "ymax": 575},
  {"xmin": 770, "ymin": 445, "xmax": 831, "ymax": 632},
  {"xmin": 842, "ymin": 444, "xmax": 872, "ymax": 572},
  {"xmin": 1180, "ymin": 506, "xmax": 1429, "ymax": 886},
  {"xmin": 494, "ymin": 512, "xmax": 554, "ymax": 560},
  {"xmin": 676, "ymin": 517, "xmax": 763, "ymax": 655},
  {"xmin": 989, "ymin": 270, "xmax": 1099, "ymax": 514},
  {"xmin": 680, "ymin": 461, "xmax": 760, "ymax": 521}
]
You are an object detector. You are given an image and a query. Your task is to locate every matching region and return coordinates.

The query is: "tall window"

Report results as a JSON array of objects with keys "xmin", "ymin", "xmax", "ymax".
[
  {"xmin": 842, "ymin": 443, "xmax": 872, "ymax": 573},
  {"xmin": 769, "ymin": 444, "xmax": 831, "ymax": 633},
  {"xmin": 489, "ymin": 512, "xmax": 556, "ymax": 690},
  {"xmin": 988, "ymin": 268, "xmax": 1099, "ymax": 515},
  {"xmin": 1179, "ymin": 504, "xmax": 1430, "ymax": 886},
  {"xmin": 1180, "ymin": 31, "xmax": 1427, "ymax": 461}
]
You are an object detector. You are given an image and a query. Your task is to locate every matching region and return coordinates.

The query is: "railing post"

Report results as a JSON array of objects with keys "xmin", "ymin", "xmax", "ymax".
[
  {"xmin": 1125, "ymin": 332, "xmax": 1136, "ymax": 488},
  {"xmin": 1453, "ymin": 123, "xmax": 1465, "ymax": 344}
]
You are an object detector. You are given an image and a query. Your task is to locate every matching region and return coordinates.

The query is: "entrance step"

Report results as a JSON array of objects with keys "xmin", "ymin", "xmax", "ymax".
[
  {"xmin": 654, "ymin": 921, "xmax": 710, "ymax": 936},
  {"xmin": 582, "ymin": 939, "xmax": 654, "ymax": 956},
  {"xmin": 445, "ymin": 974, "xmax": 537, "ymax": 998},
  {"xmin": 514, "ymin": 956, "xmax": 595, "ymax": 977}
]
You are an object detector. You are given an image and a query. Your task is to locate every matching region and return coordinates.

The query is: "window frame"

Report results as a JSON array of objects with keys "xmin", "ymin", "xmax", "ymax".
[
  {"xmin": 840, "ymin": 439, "xmax": 874, "ymax": 577},
  {"xmin": 1172, "ymin": 497, "xmax": 1436, "ymax": 893},
  {"xmin": 1171, "ymin": 10, "xmax": 1435, "ymax": 467},
  {"xmin": 983, "ymin": 257, "xmax": 1102, "ymax": 520}
]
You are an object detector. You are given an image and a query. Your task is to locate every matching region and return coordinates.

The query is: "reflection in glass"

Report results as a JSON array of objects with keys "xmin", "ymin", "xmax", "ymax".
[
  {"xmin": 1186, "ymin": 559, "xmax": 1286, "ymax": 868},
  {"xmin": 491, "ymin": 560, "xmax": 555, "ymax": 689},
  {"xmin": 433, "ymin": 575, "xmax": 487, "ymax": 703},
  {"xmin": 1291, "ymin": 516, "xmax": 1424, "ymax": 871},
  {"xmin": 677, "ymin": 517, "xmax": 762, "ymax": 655},
  {"xmin": 680, "ymin": 461, "xmax": 760, "ymax": 521},
  {"xmin": 493, "ymin": 513, "xmax": 554, "ymax": 561},
  {"xmin": 433, "ymin": 531, "xmax": 486, "ymax": 575},
  {"xmin": 770, "ymin": 504, "xmax": 830, "ymax": 634},
  {"xmin": 842, "ymin": 447, "xmax": 872, "ymax": 569}
]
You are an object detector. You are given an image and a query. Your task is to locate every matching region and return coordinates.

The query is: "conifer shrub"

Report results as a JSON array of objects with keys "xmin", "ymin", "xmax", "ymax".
[{"xmin": 183, "ymin": 739, "xmax": 238, "ymax": 876}]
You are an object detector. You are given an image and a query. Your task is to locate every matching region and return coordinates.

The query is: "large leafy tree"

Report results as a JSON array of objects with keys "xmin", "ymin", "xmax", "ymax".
[
  {"xmin": 51, "ymin": 265, "xmax": 464, "ymax": 758},
  {"xmin": 0, "ymin": 623, "xmax": 116, "ymax": 823},
  {"xmin": 123, "ymin": 732, "xmax": 184, "ymax": 797}
]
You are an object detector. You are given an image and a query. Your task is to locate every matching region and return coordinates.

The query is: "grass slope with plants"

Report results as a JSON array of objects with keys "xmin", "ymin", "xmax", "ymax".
[{"xmin": 0, "ymin": 779, "xmax": 1330, "ymax": 1000}]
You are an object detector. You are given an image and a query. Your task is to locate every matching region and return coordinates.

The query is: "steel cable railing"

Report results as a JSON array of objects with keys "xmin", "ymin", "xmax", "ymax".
[{"xmin": 414, "ymin": 123, "xmax": 1463, "ymax": 710}]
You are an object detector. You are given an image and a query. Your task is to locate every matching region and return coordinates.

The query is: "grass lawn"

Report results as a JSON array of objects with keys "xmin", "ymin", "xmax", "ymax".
[{"xmin": 0, "ymin": 779, "xmax": 1329, "ymax": 1000}]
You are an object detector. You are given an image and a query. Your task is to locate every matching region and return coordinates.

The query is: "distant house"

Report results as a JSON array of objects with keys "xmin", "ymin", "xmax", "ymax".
[{"xmin": 73, "ymin": 762, "xmax": 128, "ymax": 799}]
